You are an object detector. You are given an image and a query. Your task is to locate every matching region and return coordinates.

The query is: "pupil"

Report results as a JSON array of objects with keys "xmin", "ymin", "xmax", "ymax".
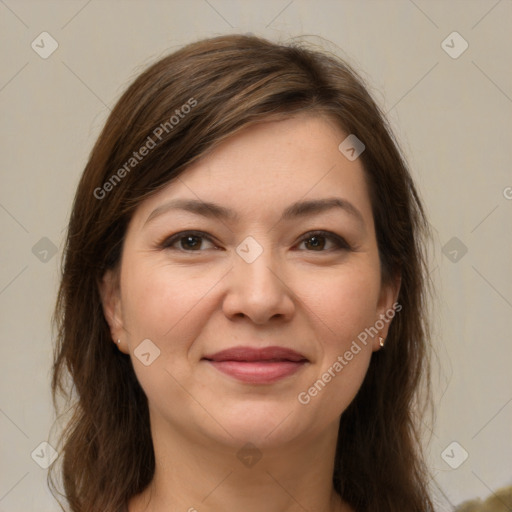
[
  {"xmin": 308, "ymin": 235, "xmax": 324, "ymax": 250},
  {"xmin": 183, "ymin": 236, "xmax": 200, "ymax": 249}
]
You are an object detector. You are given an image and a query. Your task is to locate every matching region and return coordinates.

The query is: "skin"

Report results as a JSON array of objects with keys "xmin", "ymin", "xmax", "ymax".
[{"xmin": 100, "ymin": 113, "xmax": 399, "ymax": 512}]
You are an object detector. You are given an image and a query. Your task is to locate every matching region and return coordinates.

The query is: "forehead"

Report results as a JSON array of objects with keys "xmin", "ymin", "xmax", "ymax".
[{"xmin": 131, "ymin": 114, "xmax": 374, "ymax": 229}]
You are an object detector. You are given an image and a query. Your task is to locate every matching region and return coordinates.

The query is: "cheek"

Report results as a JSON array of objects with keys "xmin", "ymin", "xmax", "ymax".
[
  {"xmin": 121, "ymin": 259, "xmax": 223, "ymax": 343},
  {"xmin": 119, "ymin": 260, "xmax": 219, "ymax": 424},
  {"xmin": 301, "ymin": 262, "xmax": 382, "ymax": 349},
  {"xmin": 294, "ymin": 262, "xmax": 381, "ymax": 410}
]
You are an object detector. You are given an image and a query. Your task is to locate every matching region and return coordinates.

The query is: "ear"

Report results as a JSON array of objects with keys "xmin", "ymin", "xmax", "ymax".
[
  {"xmin": 98, "ymin": 268, "xmax": 128, "ymax": 353},
  {"xmin": 372, "ymin": 273, "xmax": 401, "ymax": 352}
]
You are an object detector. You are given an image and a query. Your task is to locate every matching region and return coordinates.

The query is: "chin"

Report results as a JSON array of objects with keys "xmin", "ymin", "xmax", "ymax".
[{"xmin": 205, "ymin": 400, "xmax": 313, "ymax": 449}]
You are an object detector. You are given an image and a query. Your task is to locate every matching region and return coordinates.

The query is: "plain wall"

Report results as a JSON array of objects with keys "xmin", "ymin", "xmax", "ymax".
[{"xmin": 1, "ymin": 1, "xmax": 511, "ymax": 510}]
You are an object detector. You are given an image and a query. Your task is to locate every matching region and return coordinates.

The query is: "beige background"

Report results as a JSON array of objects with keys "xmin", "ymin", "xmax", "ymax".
[{"xmin": 1, "ymin": 1, "xmax": 511, "ymax": 510}]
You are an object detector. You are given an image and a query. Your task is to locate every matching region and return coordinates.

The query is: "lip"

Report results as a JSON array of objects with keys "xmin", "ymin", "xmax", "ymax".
[{"xmin": 203, "ymin": 346, "xmax": 308, "ymax": 384}]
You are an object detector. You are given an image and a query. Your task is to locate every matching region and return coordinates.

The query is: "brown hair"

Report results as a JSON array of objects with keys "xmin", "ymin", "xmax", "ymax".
[{"xmin": 50, "ymin": 34, "xmax": 433, "ymax": 512}]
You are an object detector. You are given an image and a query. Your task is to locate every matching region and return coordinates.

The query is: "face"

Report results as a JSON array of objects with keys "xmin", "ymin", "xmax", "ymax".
[{"xmin": 101, "ymin": 114, "xmax": 398, "ymax": 451}]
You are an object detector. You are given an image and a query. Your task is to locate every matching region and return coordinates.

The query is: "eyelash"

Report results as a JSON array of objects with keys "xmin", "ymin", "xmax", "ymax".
[{"xmin": 157, "ymin": 230, "xmax": 352, "ymax": 253}]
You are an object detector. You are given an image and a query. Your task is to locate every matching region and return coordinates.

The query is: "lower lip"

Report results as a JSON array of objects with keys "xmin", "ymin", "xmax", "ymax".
[{"xmin": 207, "ymin": 360, "xmax": 306, "ymax": 384}]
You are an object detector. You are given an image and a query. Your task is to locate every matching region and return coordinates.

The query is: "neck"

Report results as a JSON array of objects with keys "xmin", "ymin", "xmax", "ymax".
[{"xmin": 129, "ymin": 413, "xmax": 350, "ymax": 512}]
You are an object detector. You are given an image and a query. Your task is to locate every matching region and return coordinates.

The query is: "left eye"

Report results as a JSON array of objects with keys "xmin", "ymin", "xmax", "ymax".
[{"xmin": 296, "ymin": 231, "xmax": 350, "ymax": 251}]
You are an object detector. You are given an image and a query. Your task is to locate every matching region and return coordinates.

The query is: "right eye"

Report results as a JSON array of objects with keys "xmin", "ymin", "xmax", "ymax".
[{"xmin": 158, "ymin": 231, "xmax": 219, "ymax": 252}]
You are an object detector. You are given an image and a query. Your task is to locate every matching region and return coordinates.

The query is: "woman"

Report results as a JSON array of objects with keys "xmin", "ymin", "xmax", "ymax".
[{"xmin": 50, "ymin": 34, "xmax": 434, "ymax": 512}]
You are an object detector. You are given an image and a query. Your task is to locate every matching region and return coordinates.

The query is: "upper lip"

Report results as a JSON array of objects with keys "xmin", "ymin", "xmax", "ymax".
[{"xmin": 203, "ymin": 346, "xmax": 308, "ymax": 362}]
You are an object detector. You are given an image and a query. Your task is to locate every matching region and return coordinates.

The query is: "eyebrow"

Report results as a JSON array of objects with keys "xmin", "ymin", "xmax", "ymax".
[{"xmin": 144, "ymin": 197, "xmax": 365, "ymax": 228}]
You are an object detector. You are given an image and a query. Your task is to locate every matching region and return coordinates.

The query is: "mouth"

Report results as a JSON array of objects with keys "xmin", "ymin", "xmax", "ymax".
[{"xmin": 202, "ymin": 346, "xmax": 308, "ymax": 384}]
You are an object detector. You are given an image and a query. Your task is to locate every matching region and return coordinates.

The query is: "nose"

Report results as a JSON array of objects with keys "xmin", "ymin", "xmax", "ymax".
[{"xmin": 222, "ymin": 246, "xmax": 296, "ymax": 325}]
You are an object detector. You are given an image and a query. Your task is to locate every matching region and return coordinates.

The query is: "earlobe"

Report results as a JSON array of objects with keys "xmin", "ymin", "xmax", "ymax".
[
  {"xmin": 98, "ymin": 269, "xmax": 124, "ymax": 344},
  {"xmin": 374, "ymin": 273, "xmax": 401, "ymax": 350}
]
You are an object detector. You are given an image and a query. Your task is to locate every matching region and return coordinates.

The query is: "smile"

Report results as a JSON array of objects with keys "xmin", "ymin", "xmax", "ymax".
[{"xmin": 202, "ymin": 346, "xmax": 309, "ymax": 384}]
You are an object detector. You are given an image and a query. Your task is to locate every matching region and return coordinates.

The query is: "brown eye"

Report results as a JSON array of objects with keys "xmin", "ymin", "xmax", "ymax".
[
  {"xmin": 297, "ymin": 231, "xmax": 351, "ymax": 252},
  {"xmin": 179, "ymin": 235, "xmax": 203, "ymax": 250},
  {"xmin": 159, "ymin": 231, "xmax": 217, "ymax": 251},
  {"xmin": 304, "ymin": 234, "xmax": 326, "ymax": 251}
]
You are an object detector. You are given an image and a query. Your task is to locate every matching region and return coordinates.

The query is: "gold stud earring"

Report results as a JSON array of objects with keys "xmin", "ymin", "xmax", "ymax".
[{"xmin": 379, "ymin": 336, "xmax": 385, "ymax": 347}]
